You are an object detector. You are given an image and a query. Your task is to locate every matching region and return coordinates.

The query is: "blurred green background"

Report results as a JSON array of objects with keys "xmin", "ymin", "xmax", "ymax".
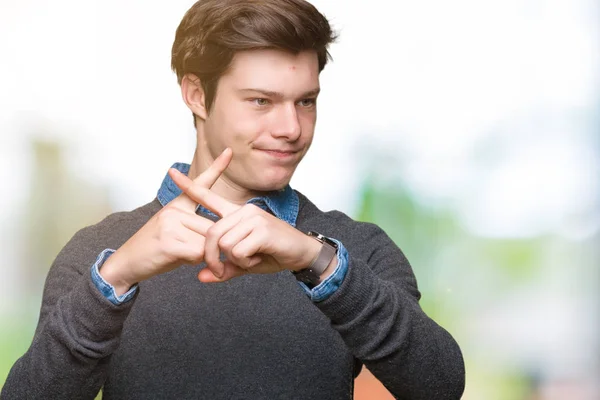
[{"xmin": 1, "ymin": 0, "xmax": 598, "ymax": 399}]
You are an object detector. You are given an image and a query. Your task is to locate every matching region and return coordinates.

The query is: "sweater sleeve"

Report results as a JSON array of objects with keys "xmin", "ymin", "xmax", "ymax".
[
  {"xmin": 314, "ymin": 223, "xmax": 465, "ymax": 400},
  {"xmin": 1, "ymin": 228, "xmax": 137, "ymax": 400}
]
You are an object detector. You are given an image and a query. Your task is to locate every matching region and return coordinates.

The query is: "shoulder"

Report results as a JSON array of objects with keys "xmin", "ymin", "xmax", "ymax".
[
  {"xmin": 295, "ymin": 190, "xmax": 395, "ymax": 261},
  {"xmin": 295, "ymin": 190, "xmax": 382, "ymax": 238},
  {"xmin": 77, "ymin": 198, "xmax": 159, "ymax": 242}
]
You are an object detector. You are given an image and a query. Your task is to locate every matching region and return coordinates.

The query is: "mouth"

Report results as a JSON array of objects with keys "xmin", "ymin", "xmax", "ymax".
[{"xmin": 257, "ymin": 149, "xmax": 300, "ymax": 160}]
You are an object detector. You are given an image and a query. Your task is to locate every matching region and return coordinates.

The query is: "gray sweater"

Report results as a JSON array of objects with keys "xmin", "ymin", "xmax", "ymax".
[{"xmin": 1, "ymin": 192, "xmax": 465, "ymax": 399}]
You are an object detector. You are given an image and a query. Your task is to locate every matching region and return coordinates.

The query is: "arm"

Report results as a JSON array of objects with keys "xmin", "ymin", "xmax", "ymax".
[
  {"xmin": 1, "ymin": 232, "xmax": 137, "ymax": 400},
  {"xmin": 314, "ymin": 222, "xmax": 465, "ymax": 400},
  {"xmin": 2, "ymin": 151, "xmax": 233, "ymax": 399},
  {"xmin": 166, "ymin": 171, "xmax": 465, "ymax": 397}
]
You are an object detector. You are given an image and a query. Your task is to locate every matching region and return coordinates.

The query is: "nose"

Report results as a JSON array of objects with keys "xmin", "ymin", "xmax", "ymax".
[{"xmin": 271, "ymin": 104, "xmax": 302, "ymax": 141}]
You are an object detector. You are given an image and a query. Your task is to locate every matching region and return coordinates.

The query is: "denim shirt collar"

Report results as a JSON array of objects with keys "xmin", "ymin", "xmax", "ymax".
[{"xmin": 157, "ymin": 162, "xmax": 299, "ymax": 227}]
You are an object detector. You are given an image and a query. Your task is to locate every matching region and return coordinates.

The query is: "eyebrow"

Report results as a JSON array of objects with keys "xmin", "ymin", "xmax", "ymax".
[{"xmin": 237, "ymin": 87, "xmax": 321, "ymax": 99}]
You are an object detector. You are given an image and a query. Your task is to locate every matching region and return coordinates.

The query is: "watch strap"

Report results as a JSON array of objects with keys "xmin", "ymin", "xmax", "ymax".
[
  {"xmin": 293, "ymin": 232, "xmax": 338, "ymax": 287},
  {"xmin": 309, "ymin": 239, "xmax": 337, "ymax": 276}
]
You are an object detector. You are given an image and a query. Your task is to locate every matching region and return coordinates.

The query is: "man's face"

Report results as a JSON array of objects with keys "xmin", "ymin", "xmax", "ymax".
[{"xmin": 201, "ymin": 49, "xmax": 320, "ymax": 193}]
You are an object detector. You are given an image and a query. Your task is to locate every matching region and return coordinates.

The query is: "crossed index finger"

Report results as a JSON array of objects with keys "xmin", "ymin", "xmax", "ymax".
[
  {"xmin": 169, "ymin": 147, "xmax": 233, "ymax": 210},
  {"xmin": 178, "ymin": 184, "xmax": 239, "ymax": 218}
]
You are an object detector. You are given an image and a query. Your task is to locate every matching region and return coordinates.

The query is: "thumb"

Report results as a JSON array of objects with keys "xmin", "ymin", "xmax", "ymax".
[{"xmin": 198, "ymin": 260, "xmax": 246, "ymax": 283}]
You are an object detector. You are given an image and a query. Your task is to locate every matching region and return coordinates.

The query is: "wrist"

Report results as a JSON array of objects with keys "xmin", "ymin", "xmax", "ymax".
[
  {"xmin": 316, "ymin": 253, "xmax": 338, "ymax": 281},
  {"xmin": 292, "ymin": 232, "xmax": 339, "ymax": 287},
  {"xmin": 296, "ymin": 234, "xmax": 322, "ymax": 271},
  {"xmin": 99, "ymin": 252, "xmax": 137, "ymax": 296}
]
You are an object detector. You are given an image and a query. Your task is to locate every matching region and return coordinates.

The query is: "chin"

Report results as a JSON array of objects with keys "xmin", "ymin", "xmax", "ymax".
[
  {"xmin": 246, "ymin": 168, "xmax": 294, "ymax": 192},
  {"xmin": 249, "ymin": 175, "xmax": 291, "ymax": 193},
  {"xmin": 251, "ymin": 181, "xmax": 289, "ymax": 193}
]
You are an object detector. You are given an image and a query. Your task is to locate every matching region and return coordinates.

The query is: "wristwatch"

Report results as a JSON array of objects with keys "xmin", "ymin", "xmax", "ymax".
[{"xmin": 293, "ymin": 231, "xmax": 338, "ymax": 287}]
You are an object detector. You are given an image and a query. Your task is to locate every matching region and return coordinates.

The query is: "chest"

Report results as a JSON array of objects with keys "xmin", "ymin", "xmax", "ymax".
[{"xmin": 104, "ymin": 266, "xmax": 355, "ymax": 399}]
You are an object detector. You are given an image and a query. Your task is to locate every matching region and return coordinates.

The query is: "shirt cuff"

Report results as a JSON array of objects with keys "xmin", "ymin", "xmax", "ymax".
[
  {"xmin": 297, "ymin": 239, "xmax": 349, "ymax": 303},
  {"xmin": 91, "ymin": 248, "xmax": 138, "ymax": 305}
]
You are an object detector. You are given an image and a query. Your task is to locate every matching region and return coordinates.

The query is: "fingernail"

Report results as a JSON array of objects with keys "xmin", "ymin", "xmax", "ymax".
[{"xmin": 249, "ymin": 256, "xmax": 261, "ymax": 267}]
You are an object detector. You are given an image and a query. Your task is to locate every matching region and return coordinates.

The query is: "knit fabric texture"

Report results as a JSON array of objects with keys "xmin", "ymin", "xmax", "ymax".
[{"xmin": 1, "ymin": 192, "xmax": 465, "ymax": 399}]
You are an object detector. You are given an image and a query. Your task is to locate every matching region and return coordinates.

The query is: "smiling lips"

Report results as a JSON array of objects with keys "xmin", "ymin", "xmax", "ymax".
[{"xmin": 257, "ymin": 148, "xmax": 299, "ymax": 160}]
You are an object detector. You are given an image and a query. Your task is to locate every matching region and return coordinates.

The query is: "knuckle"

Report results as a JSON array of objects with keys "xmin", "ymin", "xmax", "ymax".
[
  {"xmin": 231, "ymin": 247, "xmax": 246, "ymax": 260},
  {"xmin": 218, "ymin": 236, "xmax": 233, "ymax": 250},
  {"xmin": 206, "ymin": 224, "xmax": 220, "ymax": 237},
  {"xmin": 181, "ymin": 243, "xmax": 203, "ymax": 264},
  {"xmin": 190, "ymin": 247, "xmax": 204, "ymax": 262}
]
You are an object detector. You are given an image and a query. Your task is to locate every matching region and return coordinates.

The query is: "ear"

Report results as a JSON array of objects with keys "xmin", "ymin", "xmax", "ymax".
[{"xmin": 181, "ymin": 74, "xmax": 208, "ymax": 121}]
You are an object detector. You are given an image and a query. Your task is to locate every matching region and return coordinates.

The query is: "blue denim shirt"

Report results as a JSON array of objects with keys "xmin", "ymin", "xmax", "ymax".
[{"xmin": 91, "ymin": 162, "xmax": 349, "ymax": 305}]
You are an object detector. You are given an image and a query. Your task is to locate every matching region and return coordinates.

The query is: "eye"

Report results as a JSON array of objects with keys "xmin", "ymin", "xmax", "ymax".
[
  {"xmin": 252, "ymin": 98, "xmax": 270, "ymax": 106},
  {"xmin": 298, "ymin": 98, "xmax": 316, "ymax": 107}
]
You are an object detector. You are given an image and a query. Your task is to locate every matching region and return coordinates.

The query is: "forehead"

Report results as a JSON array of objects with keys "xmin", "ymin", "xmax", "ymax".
[{"xmin": 220, "ymin": 49, "xmax": 320, "ymax": 94}]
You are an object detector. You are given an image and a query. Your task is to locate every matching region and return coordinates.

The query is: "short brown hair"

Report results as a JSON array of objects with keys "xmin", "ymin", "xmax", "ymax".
[{"xmin": 171, "ymin": 0, "xmax": 336, "ymax": 122}]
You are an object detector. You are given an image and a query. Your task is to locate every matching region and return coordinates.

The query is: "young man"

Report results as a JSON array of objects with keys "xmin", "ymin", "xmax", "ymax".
[{"xmin": 2, "ymin": 0, "xmax": 465, "ymax": 399}]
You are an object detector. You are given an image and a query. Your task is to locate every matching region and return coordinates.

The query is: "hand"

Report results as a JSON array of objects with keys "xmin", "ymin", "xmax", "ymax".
[
  {"xmin": 169, "ymin": 171, "xmax": 323, "ymax": 283},
  {"xmin": 99, "ymin": 148, "xmax": 233, "ymax": 295}
]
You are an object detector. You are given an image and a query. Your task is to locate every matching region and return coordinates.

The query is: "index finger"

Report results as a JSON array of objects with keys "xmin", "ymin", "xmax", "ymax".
[
  {"xmin": 178, "ymin": 184, "xmax": 239, "ymax": 218},
  {"xmin": 170, "ymin": 148, "xmax": 233, "ymax": 209}
]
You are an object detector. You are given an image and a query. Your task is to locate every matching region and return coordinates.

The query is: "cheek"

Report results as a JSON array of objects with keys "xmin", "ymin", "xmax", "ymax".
[
  {"xmin": 226, "ymin": 107, "xmax": 267, "ymax": 144},
  {"xmin": 207, "ymin": 106, "xmax": 255, "ymax": 148},
  {"xmin": 299, "ymin": 113, "xmax": 316, "ymax": 140}
]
